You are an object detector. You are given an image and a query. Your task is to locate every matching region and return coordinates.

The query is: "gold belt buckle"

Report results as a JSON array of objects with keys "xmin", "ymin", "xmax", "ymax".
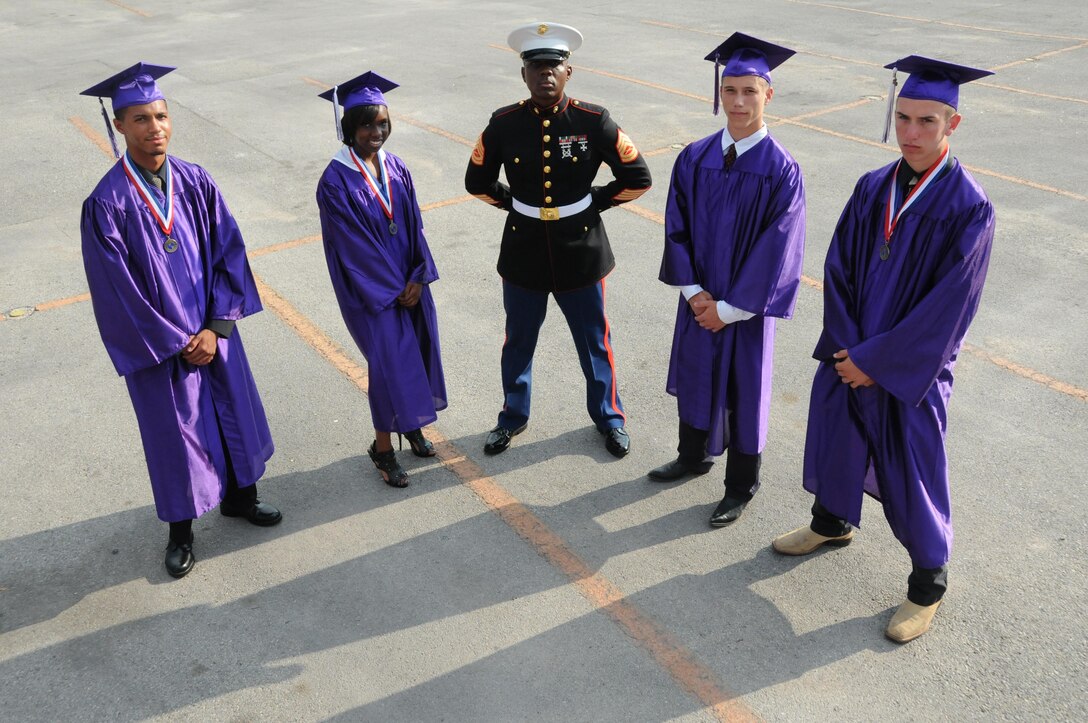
[{"xmin": 539, "ymin": 207, "xmax": 560, "ymax": 221}]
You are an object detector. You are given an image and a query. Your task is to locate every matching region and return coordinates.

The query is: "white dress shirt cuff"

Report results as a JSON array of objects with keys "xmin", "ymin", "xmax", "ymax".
[
  {"xmin": 716, "ymin": 300, "xmax": 756, "ymax": 324},
  {"xmin": 679, "ymin": 284, "xmax": 704, "ymax": 300}
]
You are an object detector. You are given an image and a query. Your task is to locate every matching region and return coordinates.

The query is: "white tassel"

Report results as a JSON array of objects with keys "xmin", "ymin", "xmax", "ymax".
[
  {"xmin": 332, "ymin": 85, "xmax": 343, "ymax": 142},
  {"xmin": 713, "ymin": 56, "xmax": 721, "ymax": 116},
  {"xmin": 881, "ymin": 70, "xmax": 898, "ymax": 143}
]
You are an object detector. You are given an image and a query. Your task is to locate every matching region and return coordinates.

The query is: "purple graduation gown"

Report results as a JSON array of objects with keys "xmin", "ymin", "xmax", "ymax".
[
  {"xmin": 803, "ymin": 157, "xmax": 995, "ymax": 569},
  {"xmin": 316, "ymin": 149, "xmax": 447, "ymax": 433},
  {"xmin": 81, "ymin": 156, "xmax": 274, "ymax": 523},
  {"xmin": 659, "ymin": 130, "xmax": 806, "ymax": 456}
]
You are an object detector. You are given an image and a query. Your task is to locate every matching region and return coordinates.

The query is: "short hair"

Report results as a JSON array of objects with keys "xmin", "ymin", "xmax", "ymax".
[
  {"xmin": 340, "ymin": 104, "xmax": 391, "ymax": 147},
  {"xmin": 114, "ymin": 100, "xmax": 168, "ymax": 121}
]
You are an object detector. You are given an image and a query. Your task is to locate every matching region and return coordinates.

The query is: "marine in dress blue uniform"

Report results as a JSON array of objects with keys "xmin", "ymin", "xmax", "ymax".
[{"xmin": 465, "ymin": 22, "xmax": 652, "ymax": 457}]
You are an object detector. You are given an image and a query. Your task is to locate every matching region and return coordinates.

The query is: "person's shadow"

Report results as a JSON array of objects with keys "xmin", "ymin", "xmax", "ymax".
[{"xmin": 0, "ymin": 453, "xmax": 461, "ymax": 633}]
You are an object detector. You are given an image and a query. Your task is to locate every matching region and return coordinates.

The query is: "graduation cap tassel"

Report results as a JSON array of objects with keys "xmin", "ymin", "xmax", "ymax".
[
  {"xmin": 332, "ymin": 85, "xmax": 343, "ymax": 142},
  {"xmin": 712, "ymin": 56, "xmax": 721, "ymax": 116},
  {"xmin": 881, "ymin": 70, "xmax": 898, "ymax": 143},
  {"xmin": 99, "ymin": 97, "xmax": 120, "ymax": 159}
]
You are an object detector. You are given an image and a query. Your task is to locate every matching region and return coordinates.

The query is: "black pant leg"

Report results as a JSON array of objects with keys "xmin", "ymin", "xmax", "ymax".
[
  {"xmin": 907, "ymin": 564, "xmax": 948, "ymax": 605},
  {"xmin": 809, "ymin": 500, "xmax": 852, "ymax": 537},
  {"xmin": 677, "ymin": 420, "xmax": 709, "ymax": 465},
  {"xmin": 169, "ymin": 519, "xmax": 193, "ymax": 544},
  {"xmin": 724, "ymin": 451, "xmax": 761, "ymax": 500}
]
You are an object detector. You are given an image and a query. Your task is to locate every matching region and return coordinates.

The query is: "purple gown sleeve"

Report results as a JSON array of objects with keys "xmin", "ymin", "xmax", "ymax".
[
  {"xmin": 724, "ymin": 160, "xmax": 806, "ymax": 318},
  {"xmin": 201, "ymin": 171, "xmax": 262, "ymax": 323},
  {"xmin": 81, "ymin": 198, "xmax": 191, "ymax": 376},
  {"xmin": 400, "ymin": 164, "xmax": 439, "ymax": 286},
  {"xmin": 850, "ymin": 201, "xmax": 995, "ymax": 406},
  {"xmin": 817, "ymin": 176, "xmax": 870, "ymax": 357},
  {"xmin": 659, "ymin": 151, "xmax": 699, "ymax": 287}
]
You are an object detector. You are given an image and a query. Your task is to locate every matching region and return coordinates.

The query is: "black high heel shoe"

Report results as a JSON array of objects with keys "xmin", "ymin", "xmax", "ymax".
[
  {"xmin": 368, "ymin": 441, "xmax": 408, "ymax": 487},
  {"xmin": 398, "ymin": 429, "xmax": 436, "ymax": 458}
]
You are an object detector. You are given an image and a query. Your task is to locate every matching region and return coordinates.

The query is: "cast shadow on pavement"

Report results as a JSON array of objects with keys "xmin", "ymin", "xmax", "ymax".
[{"xmin": 0, "ymin": 451, "xmax": 461, "ymax": 634}]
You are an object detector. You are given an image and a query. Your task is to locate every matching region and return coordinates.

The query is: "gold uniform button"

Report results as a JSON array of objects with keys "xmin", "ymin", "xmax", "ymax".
[
  {"xmin": 552, "ymin": 105, "xmax": 558, "ymax": 112},
  {"xmin": 543, "ymin": 150, "xmax": 551, "ymax": 158},
  {"xmin": 543, "ymin": 135, "xmax": 551, "ymax": 142},
  {"xmin": 514, "ymin": 157, "xmax": 520, "ymax": 164},
  {"xmin": 544, "ymin": 181, "xmax": 552, "ymax": 188},
  {"xmin": 543, "ymin": 120, "xmax": 551, "ymax": 127},
  {"xmin": 544, "ymin": 166, "xmax": 551, "ymax": 173},
  {"xmin": 573, "ymin": 100, "xmax": 580, "ymax": 106},
  {"xmin": 512, "ymin": 225, "xmax": 517, "ymax": 231},
  {"xmin": 545, "ymin": 196, "xmax": 553, "ymax": 203},
  {"xmin": 572, "ymin": 156, "xmax": 578, "ymax": 163},
  {"xmin": 519, "ymin": 100, "xmax": 526, "ymax": 105},
  {"xmin": 584, "ymin": 226, "xmax": 589, "ymax": 232}
]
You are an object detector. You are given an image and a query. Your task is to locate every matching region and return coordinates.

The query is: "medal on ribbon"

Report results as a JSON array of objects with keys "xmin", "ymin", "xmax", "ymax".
[
  {"xmin": 881, "ymin": 146, "xmax": 950, "ymax": 260},
  {"xmin": 350, "ymin": 148, "xmax": 397, "ymax": 235},
  {"xmin": 121, "ymin": 153, "xmax": 177, "ymax": 252}
]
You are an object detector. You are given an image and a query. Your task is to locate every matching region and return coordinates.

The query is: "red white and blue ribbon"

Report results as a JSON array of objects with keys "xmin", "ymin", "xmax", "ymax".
[
  {"xmin": 883, "ymin": 145, "xmax": 950, "ymax": 242},
  {"xmin": 349, "ymin": 147, "xmax": 394, "ymax": 225},
  {"xmin": 121, "ymin": 153, "xmax": 174, "ymax": 237}
]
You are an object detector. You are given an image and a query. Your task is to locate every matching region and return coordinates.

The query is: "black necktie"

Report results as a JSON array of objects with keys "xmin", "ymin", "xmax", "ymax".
[{"xmin": 724, "ymin": 143, "xmax": 737, "ymax": 171}]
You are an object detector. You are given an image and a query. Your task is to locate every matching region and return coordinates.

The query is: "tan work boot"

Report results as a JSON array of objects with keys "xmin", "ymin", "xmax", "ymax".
[
  {"xmin": 772, "ymin": 526, "xmax": 855, "ymax": 555},
  {"xmin": 885, "ymin": 600, "xmax": 942, "ymax": 643}
]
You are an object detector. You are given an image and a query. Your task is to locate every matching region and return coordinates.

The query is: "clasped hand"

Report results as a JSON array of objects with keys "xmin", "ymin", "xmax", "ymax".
[
  {"xmin": 397, "ymin": 282, "xmax": 422, "ymax": 308},
  {"xmin": 833, "ymin": 349, "xmax": 874, "ymax": 388},
  {"xmin": 181, "ymin": 329, "xmax": 218, "ymax": 366},
  {"xmin": 688, "ymin": 290, "xmax": 726, "ymax": 332}
]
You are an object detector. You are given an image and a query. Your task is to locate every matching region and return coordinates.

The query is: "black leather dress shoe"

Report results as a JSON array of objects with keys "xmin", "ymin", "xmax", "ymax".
[
  {"xmin": 709, "ymin": 494, "xmax": 749, "ymax": 527},
  {"xmin": 602, "ymin": 427, "xmax": 631, "ymax": 458},
  {"xmin": 220, "ymin": 500, "xmax": 283, "ymax": 527},
  {"xmin": 648, "ymin": 457, "xmax": 713, "ymax": 482},
  {"xmin": 165, "ymin": 535, "xmax": 195, "ymax": 578},
  {"xmin": 484, "ymin": 424, "xmax": 526, "ymax": 455}
]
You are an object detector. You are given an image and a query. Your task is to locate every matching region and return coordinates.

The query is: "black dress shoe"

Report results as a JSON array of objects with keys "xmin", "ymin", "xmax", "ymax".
[
  {"xmin": 165, "ymin": 535, "xmax": 195, "ymax": 578},
  {"xmin": 220, "ymin": 500, "xmax": 283, "ymax": 526},
  {"xmin": 648, "ymin": 457, "xmax": 713, "ymax": 482},
  {"xmin": 484, "ymin": 424, "xmax": 526, "ymax": 455},
  {"xmin": 709, "ymin": 494, "xmax": 749, "ymax": 527},
  {"xmin": 602, "ymin": 427, "xmax": 631, "ymax": 458}
]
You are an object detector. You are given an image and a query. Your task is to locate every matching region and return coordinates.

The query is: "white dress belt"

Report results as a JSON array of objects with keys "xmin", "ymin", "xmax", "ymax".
[{"xmin": 511, "ymin": 194, "xmax": 592, "ymax": 221}]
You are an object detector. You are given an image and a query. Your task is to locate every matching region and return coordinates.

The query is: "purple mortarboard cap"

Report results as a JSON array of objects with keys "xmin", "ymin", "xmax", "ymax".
[
  {"xmin": 79, "ymin": 62, "xmax": 176, "ymax": 159},
  {"xmin": 880, "ymin": 55, "xmax": 993, "ymax": 142},
  {"xmin": 704, "ymin": 33, "xmax": 795, "ymax": 115},
  {"xmin": 319, "ymin": 71, "xmax": 398, "ymax": 141}
]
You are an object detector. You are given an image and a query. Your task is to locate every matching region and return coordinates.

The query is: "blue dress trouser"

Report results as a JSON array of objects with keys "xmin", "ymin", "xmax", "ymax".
[{"xmin": 498, "ymin": 279, "xmax": 626, "ymax": 432}]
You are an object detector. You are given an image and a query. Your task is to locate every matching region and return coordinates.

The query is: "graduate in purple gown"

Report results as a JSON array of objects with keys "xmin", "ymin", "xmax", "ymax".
[
  {"xmin": 316, "ymin": 72, "xmax": 447, "ymax": 488},
  {"xmin": 79, "ymin": 63, "xmax": 281, "ymax": 579},
  {"xmin": 772, "ymin": 56, "xmax": 996, "ymax": 643},
  {"xmin": 653, "ymin": 34, "xmax": 806, "ymax": 528}
]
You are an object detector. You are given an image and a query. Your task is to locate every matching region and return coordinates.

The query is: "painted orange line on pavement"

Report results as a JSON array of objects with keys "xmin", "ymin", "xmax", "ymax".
[
  {"xmin": 621, "ymin": 203, "xmax": 665, "ymax": 225},
  {"xmin": 782, "ymin": 1, "xmax": 1088, "ymax": 41},
  {"xmin": 991, "ymin": 41, "xmax": 1088, "ymax": 70},
  {"xmin": 780, "ymin": 97, "xmax": 876, "ymax": 123},
  {"xmin": 974, "ymin": 81, "xmax": 1088, "ymax": 105},
  {"xmin": 251, "ymin": 272, "xmax": 369, "ymax": 394},
  {"xmin": 106, "ymin": 0, "xmax": 150, "ymax": 17},
  {"xmin": 69, "ymin": 116, "xmax": 116, "ymax": 159},
  {"xmin": 962, "ymin": 343, "xmax": 1088, "ymax": 402},
  {"xmin": 801, "ymin": 275, "xmax": 823, "ymax": 291},
  {"xmin": 644, "ymin": 145, "xmax": 680, "ymax": 158},
  {"xmin": 248, "ymin": 234, "xmax": 321, "ymax": 259},
  {"xmin": 420, "ymin": 194, "xmax": 476, "ymax": 211},
  {"xmin": 251, "ymin": 270, "xmax": 753, "ymax": 721},
  {"xmin": 36, "ymin": 293, "xmax": 92, "ymax": 312},
  {"xmin": 435, "ymin": 445, "xmax": 756, "ymax": 723}
]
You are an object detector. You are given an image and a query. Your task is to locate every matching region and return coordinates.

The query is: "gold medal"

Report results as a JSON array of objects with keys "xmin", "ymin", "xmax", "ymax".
[
  {"xmin": 879, "ymin": 243, "xmax": 890, "ymax": 261},
  {"xmin": 164, "ymin": 237, "xmax": 179, "ymax": 253}
]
